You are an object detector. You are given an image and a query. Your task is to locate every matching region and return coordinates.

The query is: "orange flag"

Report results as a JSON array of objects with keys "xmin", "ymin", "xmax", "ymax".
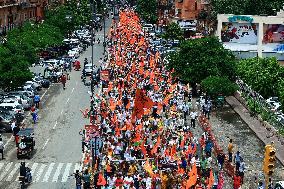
[
  {"xmin": 97, "ymin": 173, "xmax": 106, "ymax": 186},
  {"xmin": 143, "ymin": 160, "xmax": 154, "ymax": 177},
  {"xmin": 170, "ymin": 144, "xmax": 176, "ymax": 157},
  {"xmin": 186, "ymin": 163, "xmax": 197, "ymax": 189},
  {"xmin": 208, "ymin": 169, "xmax": 215, "ymax": 189},
  {"xmin": 151, "ymin": 136, "xmax": 161, "ymax": 155},
  {"xmin": 140, "ymin": 140, "xmax": 147, "ymax": 158}
]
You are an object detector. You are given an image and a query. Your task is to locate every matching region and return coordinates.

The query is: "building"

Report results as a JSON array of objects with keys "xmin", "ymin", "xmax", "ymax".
[
  {"xmin": 170, "ymin": 0, "xmax": 210, "ymax": 35},
  {"xmin": 217, "ymin": 12, "xmax": 284, "ymax": 60},
  {"xmin": 0, "ymin": 0, "xmax": 47, "ymax": 35}
]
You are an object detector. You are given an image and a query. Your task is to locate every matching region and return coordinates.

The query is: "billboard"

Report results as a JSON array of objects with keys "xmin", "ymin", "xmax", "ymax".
[
  {"xmin": 263, "ymin": 24, "xmax": 284, "ymax": 43},
  {"xmin": 221, "ymin": 22, "xmax": 258, "ymax": 44}
]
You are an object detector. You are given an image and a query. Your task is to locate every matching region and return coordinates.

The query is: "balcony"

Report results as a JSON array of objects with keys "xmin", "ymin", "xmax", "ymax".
[{"xmin": 19, "ymin": 1, "xmax": 30, "ymax": 8}]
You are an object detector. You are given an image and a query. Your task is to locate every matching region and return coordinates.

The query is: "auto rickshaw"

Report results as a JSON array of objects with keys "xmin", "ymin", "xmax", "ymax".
[
  {"xmin": 16, "ymin": 128, "xmax": 35, "ymax": 159},
  {"xmin": 74, "ymin": 60, "xmax": 81, "ymax": 71}
]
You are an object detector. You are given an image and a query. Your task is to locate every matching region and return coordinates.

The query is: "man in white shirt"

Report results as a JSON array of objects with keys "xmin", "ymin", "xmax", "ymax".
[
  {"xmin": 190, "ymin": 110, "xmax": 198, "ymax": 128},
  {"xmin": 124, "ymin": 175, "xmax": 134, "ymax": 189},
  {"xmin": 107, "ymin": 175, "xmax": 116, "ymax": 188}
]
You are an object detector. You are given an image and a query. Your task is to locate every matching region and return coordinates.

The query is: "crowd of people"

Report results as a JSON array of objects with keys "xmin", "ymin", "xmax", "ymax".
[{"xmin": 77, "ymin": 8, "xmax": 252, "ymax": 189}]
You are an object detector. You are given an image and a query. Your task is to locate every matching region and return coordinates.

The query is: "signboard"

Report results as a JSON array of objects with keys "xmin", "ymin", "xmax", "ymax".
[
  {"xmin": 85, "ymin": 125, "xmax": 99, "ymax": 139},
  {"xmin": 263, "ymin": 24, "xmax": 284, "ymax": 43},
  {"xmin": 228, "ymin": 15, "xmax": 253, "ymax": 23},
  {"xmin": 221, "ymin": 22, "xmax": 258, "ymax": 44},
  {"xmin": 100, "ymin": 70, "xmax": 109, "ymax": 81}
]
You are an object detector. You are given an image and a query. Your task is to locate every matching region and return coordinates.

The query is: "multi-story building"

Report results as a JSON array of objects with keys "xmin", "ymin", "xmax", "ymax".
[{"xmin": 0, "ymin": 0, "xmax": 47, "ymax": 35}]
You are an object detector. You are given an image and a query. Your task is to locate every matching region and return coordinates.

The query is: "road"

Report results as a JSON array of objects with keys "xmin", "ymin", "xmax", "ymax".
[{"xmin": 0, "ymin": 18, "xmax": 112, "ymax": 189}]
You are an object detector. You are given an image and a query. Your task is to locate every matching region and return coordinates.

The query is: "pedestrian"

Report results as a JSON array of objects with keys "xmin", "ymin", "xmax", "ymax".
[
  {"xmin": 217, "ymin": 152, "xmax": 225, "ymax": 169},
  {"xmin": 190, "ymin": 110, "xmax": 198, "ymax": 128},
  {"xmin": 228, "ymin": 138, "xmax": 234, "ymax": 162},
  {"xmin": 234, "ymin": 151, "xmax": 241, "ymax": 172},
  {"xmin": 34, "ymin": 94, "xmax": 41, "ymax": 108},
  {"xmin": 239, "ymin": 157, "xmax": 246, "ymax": 184},
  {"xmin": 82, "ymin": 169, "xmax": 91, "ymax": 189},
  {"xmin": 0, "ymin": 138, "xmax": 4, "ymax": 160},
  {"xmin": 32, "ymin": 111, "xmax": 37, "ymax": 124},
  {"xmin": 233, "ymin": 173, "xmax": 242, "ymax": 189},
  {"xmin": 74, "ymin": 170, "xmax": 82, "ymax": 189},
  {"xmin": 61, "ymin": 74, "xmax": 67, "ymax": 89}
]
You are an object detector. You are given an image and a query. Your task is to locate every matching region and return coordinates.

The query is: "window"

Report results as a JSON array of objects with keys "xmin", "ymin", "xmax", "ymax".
[{"xmin": 195, "ymin": 1, "xmax": 198, "ymax": 10}]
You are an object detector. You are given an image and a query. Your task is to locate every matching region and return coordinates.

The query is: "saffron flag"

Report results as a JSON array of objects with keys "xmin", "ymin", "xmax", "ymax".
[
  {"xmin": 186, "ymin": 163, "xmax": 197, "ymax": 189},
  {"xmin": 208, "ymin": 170, "xmax": 215, "ymax": 189}
]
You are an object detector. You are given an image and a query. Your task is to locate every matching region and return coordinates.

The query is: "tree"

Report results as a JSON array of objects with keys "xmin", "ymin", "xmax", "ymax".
[
  {"xmin": 136, "ymin": 0, "xmax": 158, "ymax": 24},
  {"xmin": 201, "ymin": 76, "xmax": 238, "ymax": 98},
  {"xmin": 211, "ymin": 0, "xmax": 284, "ymax": 17},
  {"xmin": 161, "ymin": 22, "xmax": 184, "ymax": 41},
  {"xmin": 167, "ymin": 37, "xmax": 237, "ymax": 92},
  {"xmin": 237, "ymin": 57, "xmax": 284, "ymax": 98}
]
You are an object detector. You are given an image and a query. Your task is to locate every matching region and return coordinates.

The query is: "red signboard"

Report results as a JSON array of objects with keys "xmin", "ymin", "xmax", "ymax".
[
  {"xmin": 100, "ymin": 70, "xmax": 109, "ymax": 81},
  {"xmin": 85, "ymin": 125, "xmax": 99, "ymax": 139}
]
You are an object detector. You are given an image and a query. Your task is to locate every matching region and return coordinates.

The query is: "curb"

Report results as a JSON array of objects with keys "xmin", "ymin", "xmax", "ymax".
[{"xmin": 225, "ymin": 95, "xmax": 284, "ymax": 166}]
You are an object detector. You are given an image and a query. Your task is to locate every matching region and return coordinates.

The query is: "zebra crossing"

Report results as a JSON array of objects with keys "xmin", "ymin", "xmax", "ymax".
[{"xmin": 0, "ymin": 162, "xmax": 82, "ymax": 183}]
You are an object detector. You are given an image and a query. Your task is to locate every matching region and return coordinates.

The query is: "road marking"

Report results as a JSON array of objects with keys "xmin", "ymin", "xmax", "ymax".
[
  {"xmin": 52, "ymin": 163, "xmax": 64, "ymax": 182},
  {"xmin": 42, "ymin": 163, "xmax": 55, "ymax": 182},
  {"xmin": 42, "ymin": 89, "xmax": 48, "ymax": 98},
  {"xmin": 6, "ymin": 163, "xmax": 19, "ymax": 181},
  {"xmin": 66, "ymin": 97, "xmax": 70, "ymax": 104},
  {"xmin": 42, "ymin": 138, "xmax": 50, "ymax": 150},
  {"xmin": 71, "ymin": 88, "xmax": 75, "ymax": 93},
  {"xmin": 74, "ymin": 163, "xmax": 81, "ymax": 173},
  {"xmin": 0, "ymin": 162, "xmax": 13, "ymax": 181},
  {"xmin": 61, "ymin": 110, "xmax": 63, "ymax": 115},
  {"xmin": 34, "ymin": 164, "xmax": 47, "ymax": 182},
  {"xmin": 30, "ymin": 163, "xmax": 39, "ymax": 177},
  {"xmin": 4, "ymin": 135, "xmax": 13, "ymax": 148},
  {"xmin": 53, "ymin": 121, "xmax": 58, "ymax": 130},
  {"xmin": 76, "ymin": 81, "xmax": 78, "ymax": 86},
  {"xmin": 0, "ymin": 163, "xmax": 4, "ymax": 172},
  {"xmin": 61, "ymin": 163, "xmax": 72, "ymax": 182}
]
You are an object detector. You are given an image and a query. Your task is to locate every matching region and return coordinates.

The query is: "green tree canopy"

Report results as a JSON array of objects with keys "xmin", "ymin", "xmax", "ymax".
[
  {"xmin": 136, "ymin": 0, "xmax": 158, "ymax": 24},
  {"xmin": 167, "ymin": 37, "xmax": 237, "ymax": 84},
  {"xmin": 237, "ymin": 57, "xmax": 284, "ymax": 98},
  {"xmin": 201, "ymin": 76, "xmax": 238, "ymax": 97},
  {"xmin": 161, "ymin": 22, "xmax": 184, "ymax": 41}
]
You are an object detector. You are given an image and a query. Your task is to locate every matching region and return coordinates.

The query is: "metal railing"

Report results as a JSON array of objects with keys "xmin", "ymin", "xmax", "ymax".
[{"xmin": 236, "ymin": 78, "xmax": 284, "ymax": 131}]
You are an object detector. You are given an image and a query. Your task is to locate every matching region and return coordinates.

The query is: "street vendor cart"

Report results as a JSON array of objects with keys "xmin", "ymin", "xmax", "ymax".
[{"xmin": 16, "ymin": 128, "xmax": 35, "ymax": 159}]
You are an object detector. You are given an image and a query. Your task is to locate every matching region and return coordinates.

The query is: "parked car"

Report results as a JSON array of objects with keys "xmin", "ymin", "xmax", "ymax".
[
  {"xmin": 266, "ymin": 97, "xmax": 281, "ymax": 110},
  {"xmin": 275, "ymin": 181, "xmax": 284, "ymax": 189},
  {"xmin": 0, "ymin": 113, "xmax": 14, "ymax": 132},
  {"xmin": 25, "ymin": 81, "xmax": 42, "ymax": 91},
  {"xmin": 0, "ymin": 102, "xmax": 24, "ymax": 114}
]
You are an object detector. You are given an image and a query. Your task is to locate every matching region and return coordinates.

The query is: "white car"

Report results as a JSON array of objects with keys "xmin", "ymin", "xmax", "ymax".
[
  {"xmin": 266, "ymin": 97, "xmax": 281, "ymax": 110},
  {"xmin": 275, "ymin": 181, "xmax": 284, "ymax": 189},
  {"xmin": 84, "ymin": 64, "xmax": 94, "ymax": 76},
  {"xmin": 0, "ymin": 102, "xmax": 24, "ymax": 114},
  {"xmin": 68, "ymin": 50, "xmax": 79, "ymax": 58}
]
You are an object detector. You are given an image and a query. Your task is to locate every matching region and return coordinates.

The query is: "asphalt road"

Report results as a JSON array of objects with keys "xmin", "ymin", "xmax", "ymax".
[{"xmin": 0, "ymin": 17, "xmax": 112, "ymax": 189}]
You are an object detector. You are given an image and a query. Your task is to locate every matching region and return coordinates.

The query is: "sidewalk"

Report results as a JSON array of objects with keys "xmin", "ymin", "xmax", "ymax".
[{"xmin": 226, "ymin": 95, "xmax": 284, "ymax": 166}]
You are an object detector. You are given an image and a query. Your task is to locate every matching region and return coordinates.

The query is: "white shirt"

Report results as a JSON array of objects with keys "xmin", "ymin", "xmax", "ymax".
[{"xmin": 124, "ymin": 176, "xmax": 134, "ymax": 188}]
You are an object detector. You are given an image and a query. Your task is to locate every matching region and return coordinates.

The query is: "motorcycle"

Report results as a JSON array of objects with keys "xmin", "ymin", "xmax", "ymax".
[{"xmin": 19, "ymin": 163, "xmax": 32, "ymax": 189}]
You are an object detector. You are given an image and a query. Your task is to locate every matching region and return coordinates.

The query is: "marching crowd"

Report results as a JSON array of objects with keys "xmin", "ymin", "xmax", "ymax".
[{"xmin": 76, "ymin": 8, "xmax": 250, "ymax": 189}]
